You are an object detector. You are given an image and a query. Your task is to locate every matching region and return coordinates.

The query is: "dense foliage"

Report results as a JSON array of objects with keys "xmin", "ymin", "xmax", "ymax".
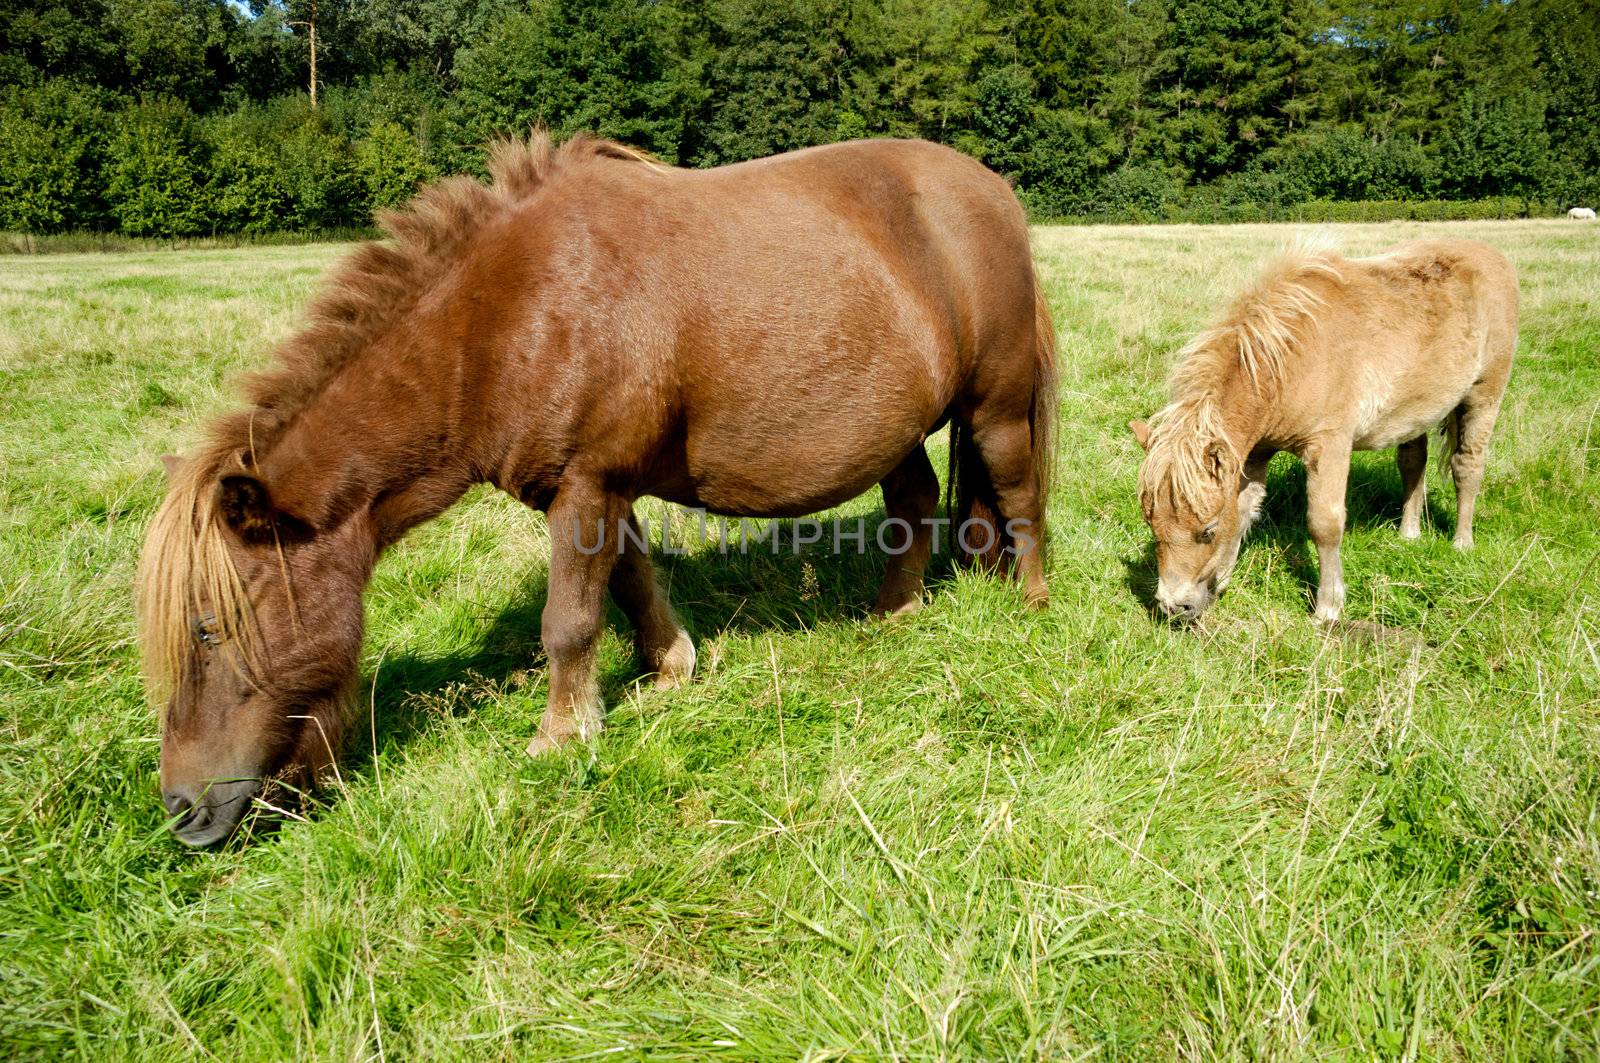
[{"xmin": 2, "ymin": 0, "xmax": 1597, "ymax": 233}]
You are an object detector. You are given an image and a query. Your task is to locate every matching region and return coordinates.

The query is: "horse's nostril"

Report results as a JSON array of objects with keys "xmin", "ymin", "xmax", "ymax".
[{"xmin": 162, "ymin": 789, "xmax": 193, "ymax": 818}]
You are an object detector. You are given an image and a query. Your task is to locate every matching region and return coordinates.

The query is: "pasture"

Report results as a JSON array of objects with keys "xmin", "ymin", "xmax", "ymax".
[{"xmin": 2, "ymin": 220, "xmax": 1597, "ymax": 1058}]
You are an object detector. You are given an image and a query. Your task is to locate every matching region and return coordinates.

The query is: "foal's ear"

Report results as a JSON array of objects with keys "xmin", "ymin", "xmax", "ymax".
[
  {"xmin": 1205, "ymin": 440, "xmax": 1233, "ymax": 478},
  {"xmin": 160, "ymin": 454, "xmax": 185, "ymax": 481},
  {"xmin": 217, "ymin": 474, "xmax": 279, "ymax": 543},
  {"xmin": 1129, "ymin": 420, "xmax": 1152, "ymax": 451}
]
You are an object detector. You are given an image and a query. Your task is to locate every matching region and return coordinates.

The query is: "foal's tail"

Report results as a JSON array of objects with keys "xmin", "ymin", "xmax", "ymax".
[
  {"xmin": 947, "ymin": 272, "xmax": 1058, "ymax": 569},
  {"xmin": 1438, "ymin": 407, "xmax": 1461, "ymax": 476}
]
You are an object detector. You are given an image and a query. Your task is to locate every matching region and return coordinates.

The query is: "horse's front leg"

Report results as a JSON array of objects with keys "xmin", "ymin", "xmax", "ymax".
[
  {"xmin": 1215, "ymin": 451, "xmax": 1272, "ymax": 595},
  {"xmin": 1303, "ymin": 438, "xmax": 1352, "ymax": 624},
  {"xmin": 528, "ymin": 486, "xmax": 626, "ymax": 756}
]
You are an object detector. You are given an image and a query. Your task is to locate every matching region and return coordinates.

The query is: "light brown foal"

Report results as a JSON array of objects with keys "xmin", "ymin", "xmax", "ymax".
[{"xmin": 1132, "ymin": 237, "xmax": 1517, "ymax": 623}]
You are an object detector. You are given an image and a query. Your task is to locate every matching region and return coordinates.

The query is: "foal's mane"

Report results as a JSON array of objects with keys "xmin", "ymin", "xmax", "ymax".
[
  {"xmin": 1139, "ymin": 242, "xmax": 1344, "ymax": 516},
  {"xmin": 136, "ymin": 131, "xmax": 659, "ymax": 709}
]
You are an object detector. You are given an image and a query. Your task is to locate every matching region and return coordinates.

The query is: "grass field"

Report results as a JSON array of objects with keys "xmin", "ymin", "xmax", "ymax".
[{"xmin": 2, "ymin": 220, "xmax": 1598, "ymax": 1059}]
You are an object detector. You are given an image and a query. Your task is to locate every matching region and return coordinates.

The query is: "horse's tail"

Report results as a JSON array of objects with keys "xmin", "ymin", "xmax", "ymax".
[
  {"xmin": 947, "ymin": 272, "xmax": 1058, "ymax": 569},
  {"xmin": 1028, "ymin": 270, "xmax": 1059, "ymax": 513}
]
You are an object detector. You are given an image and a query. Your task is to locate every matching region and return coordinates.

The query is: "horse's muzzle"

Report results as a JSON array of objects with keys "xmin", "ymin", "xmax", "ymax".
[{"xmin": 162, "ymin": 778, "xmax": 258, "ymax": 847}]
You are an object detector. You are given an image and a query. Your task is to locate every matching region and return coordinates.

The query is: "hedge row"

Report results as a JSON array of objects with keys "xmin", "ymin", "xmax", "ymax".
[{"xmin": 0, "ymin": 87, "xmax": 433, "ymax": 238}]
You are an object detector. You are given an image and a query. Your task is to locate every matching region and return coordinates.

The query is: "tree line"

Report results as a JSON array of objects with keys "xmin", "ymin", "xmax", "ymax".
[{"xmin": 2, "ymin": 0, "xmax": 1596, "ymax": 236}]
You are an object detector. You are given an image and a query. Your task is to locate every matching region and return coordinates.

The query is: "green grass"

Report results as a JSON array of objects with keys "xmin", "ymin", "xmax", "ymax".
[{"xmin": 2, "ymin": 221, "xmax": 1598, "ymax": 1059}]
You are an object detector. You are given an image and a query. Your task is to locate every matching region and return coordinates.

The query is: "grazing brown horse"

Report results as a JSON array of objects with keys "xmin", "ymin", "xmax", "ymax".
[
  {"xmin": 1130, "ymin": 238, "xmax": 1517, "ymax": 624},
  {"xmin": 136, "ymin": 133, "xmax": 1057, "ymax": 846}
]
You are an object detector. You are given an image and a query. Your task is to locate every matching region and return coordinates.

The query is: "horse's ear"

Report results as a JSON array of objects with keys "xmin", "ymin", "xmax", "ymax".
[
  {"xmin": 160, "ymin": 454, "xmax": 185, "ymax": 481},
  {"xmin": 217, "ymin": 474, "xmax": 278, "ymax": 543},
  {"xmin": 1129, "ymin": 420, "xmax": 1151, "ymax": 451}
]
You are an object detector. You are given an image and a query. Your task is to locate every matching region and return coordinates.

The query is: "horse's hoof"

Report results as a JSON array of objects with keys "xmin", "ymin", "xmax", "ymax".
[
  {"xmin": 1398, "ymin": 526, "xmax": 1422, "ymax": 542},
  {"xmin": 526, "ymin": 732, "xmax": 570, "ymax": 757},
  {"xmin": 1452, "ymin": 536, "xmax": 1474, "ymax": 552},
  {"xmin": 1314, "ymin": 604, "xmax": 1342, "ymax": 625},
  {"xmin": 526, "ymin": 709, "xmax": 601, "ymax": 757},
  {"xmin": 652, "ymin": 631, "xmax": 697, "ymax": 688}
]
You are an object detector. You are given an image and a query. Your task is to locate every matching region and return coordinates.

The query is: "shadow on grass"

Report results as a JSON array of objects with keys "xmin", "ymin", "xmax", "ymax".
[{"xmin": 341, "ymin": 508, "xmax": 939, "ymax": 766}]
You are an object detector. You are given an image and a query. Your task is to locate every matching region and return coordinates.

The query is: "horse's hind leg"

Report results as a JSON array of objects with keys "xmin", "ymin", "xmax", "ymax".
[
  {"xmin": 1449, "ymin": 378, "xmax": 1509, "ymax": 551},
  {"xmin": 967, "ymin": 415, "xmax": 1049, "ymax": 607},
  {"xmin": 608, "ymin": 509, "xmax": 695, "ymax": 686},
  {"xmin": 872, "ymin": 444, "xmax": 939, "ymax": 617},
  {"xmin": 1397, "ymin": 435, "xmax": 1427, "ymax": 540}
]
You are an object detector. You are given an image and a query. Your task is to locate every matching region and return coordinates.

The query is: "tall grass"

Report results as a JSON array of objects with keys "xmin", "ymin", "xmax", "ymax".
[{"xmin": 1, "ymin": 221, "xmax": 1596, "ymax": 1058}]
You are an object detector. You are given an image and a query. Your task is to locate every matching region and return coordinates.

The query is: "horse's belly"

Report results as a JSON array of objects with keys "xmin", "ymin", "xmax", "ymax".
[
  {"xmin": 1350, "ymin": 364, "xmax": 1474, "ymax": 451},
  {"xmin": 673, "ymin": 413, "xmax": 931, "ymax": 518}
]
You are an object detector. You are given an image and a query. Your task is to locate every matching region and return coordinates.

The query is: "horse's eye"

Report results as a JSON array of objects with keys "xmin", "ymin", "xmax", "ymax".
[
  {"xmin": 191, "ymin": 614, "xmax": 221, "ymax": 647},
  {"xmin": 1198, "ymin": 523, "xmax": 1218, "ymax": 545}
]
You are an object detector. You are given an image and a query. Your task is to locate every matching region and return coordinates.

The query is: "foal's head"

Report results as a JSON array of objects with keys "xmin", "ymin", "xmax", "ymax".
[
  {"xmin": 1130, "ymin": 406, "xmax": 1249, "ymax": 623},
  {"xmin": 137, "ymin": 455, "xmax": 370, "ymax": 846}
]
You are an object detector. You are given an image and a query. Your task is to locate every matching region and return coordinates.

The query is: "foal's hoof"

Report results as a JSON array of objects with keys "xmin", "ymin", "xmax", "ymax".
[
  {"xmin": 1314, "ymin": 604, "xmax": 1343, "ymax": 625},
  {"xmin": 1398, "ymin": 526, "xmax": 1422, "ymax": 542},
  {"xmin": 652, "ymin": 631, "xmax": 697, "ymax": 689},
  {"xmin": 526, "ymin": 729, "xmax": 590, "ymax": 757},
  {"xmin": 1452, "ymin": 535, "xmax": 1474, "ymax": 552},
  {"xmin": 871, "ymin": 596, "xmax": 924, "ymax": 619}
]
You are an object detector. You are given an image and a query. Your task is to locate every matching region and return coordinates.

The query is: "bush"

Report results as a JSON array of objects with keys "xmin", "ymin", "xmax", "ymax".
[
  {"xmin": 270, "ymin": 102, "xmax": 363, "ymax": 230},
  {"xmin": 1267, "ymin": 127, "xmax": 1433, "ymax": 203},
  {"xmin": 1016, "ymin": 107, "xmax": 1110, "ymax": 218},
  {"xmin": 203, "ymin": 109, "xmax": 294, "ymax": 233},
  {"xmin": 0, "ymin": 82, "xmax": 111, "ymax": 232},
  {"xmin": 1093, "ymin": 163, "xmax": 1181, "ymax": 220},
  {"xmin": 1438, "ymin": 91, "xmax": 1551, "ymax": 199},
  {"xmin": 973, "ymin": 64, "xmax": 1035, "ymax": 179},
  {"xmin": 355, "ymin": 121, "xmax": 436, "ymax": 212},
  {"xmin": 104, "ymin": 99, "xmax": 207, "ymax": 237}
]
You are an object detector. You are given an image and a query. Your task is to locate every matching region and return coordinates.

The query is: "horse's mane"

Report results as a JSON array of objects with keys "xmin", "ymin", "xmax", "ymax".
[
  {"xmin": 1138, "ymin": 242, "xmax": 1343, "ymax": 516},
  {"xmin": 136, "ymin": 131, "xmax": 660, "ymax": 709},
  {"xmin": 214, "ymin": 131, "xmax": 659, "ymax": 466}
]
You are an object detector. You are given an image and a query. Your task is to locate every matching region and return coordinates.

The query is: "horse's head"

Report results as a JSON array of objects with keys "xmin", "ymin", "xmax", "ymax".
[
  {"xmin": 1130, "ymin": 417, "xmax": 1251, "ymax": 623},
  {"xmin": 137, "ymin": 455, "xmax": 370, "ymax": 846}
]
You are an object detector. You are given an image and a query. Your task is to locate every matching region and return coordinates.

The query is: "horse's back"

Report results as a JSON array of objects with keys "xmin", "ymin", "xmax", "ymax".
[
  {"xmin": 1334, "ymin": 238, "xmax": 1517, "ymax": 450},
  {"xmin": 494, "ymin": 139, "xmax": 1040, "ymax": 516}
]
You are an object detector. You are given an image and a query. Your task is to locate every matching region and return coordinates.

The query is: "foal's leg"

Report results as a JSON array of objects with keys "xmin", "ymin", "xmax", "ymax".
[
  {"xmin": 1216, "ymin": 451, "xmax": 1272, "ymax": 595},
  {"xmin": 608, "ymin": 508, "xmax": 695, "ymax": 686},
  {"xmin": 528, "ymin": 487, "xmax": 625, "ymax": 756},
  {"xmin": 1303, "ymin": 438, "xmax": 1353, "ymax": 623},
  {"xmin": 873, "ymin": 444, "xmax": 940, "ymax": 617},
  {"xmin": 969, "ymin": 416, "xmax": 1049, "ymax": 608},
  {"xmin": 1449, "ymin": 382, "xmax": 1509, "ymax": 551},
  {"xmin": 1397, "ymin": 435, "xmax": 1428, "ymax": 541}
]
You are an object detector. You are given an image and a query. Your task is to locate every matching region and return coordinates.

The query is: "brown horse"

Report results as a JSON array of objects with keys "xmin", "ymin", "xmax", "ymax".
[
  {"xmin": 1130, "ymin": 237, "xmax": 1517, "ymax": 624},
  {"xmin": 136, "ymin": 133, "xmax": 1057, "ymax": 846}
]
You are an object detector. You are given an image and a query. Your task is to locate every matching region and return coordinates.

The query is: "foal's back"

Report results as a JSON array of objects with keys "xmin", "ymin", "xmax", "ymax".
[{"xmin": 1283, "ymin": 238, "xmax": 1518, "ymax": 452}]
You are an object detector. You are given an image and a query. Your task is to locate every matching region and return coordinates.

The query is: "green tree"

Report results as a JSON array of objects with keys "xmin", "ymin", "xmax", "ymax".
[
  {"xmin": 203, "ymin": 107, "xmax": 294, "ymax": 232},
  {"xmin": 449, "ymin": 0, "xmax": 695, "ymax": 165},
  {"xmin": 1438, "ymin": 90, "xmax": 1551, "ymax": 199},
  {"xmin": 685, "ymin": 0, "xmax": 852, "ymax": 166}
]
